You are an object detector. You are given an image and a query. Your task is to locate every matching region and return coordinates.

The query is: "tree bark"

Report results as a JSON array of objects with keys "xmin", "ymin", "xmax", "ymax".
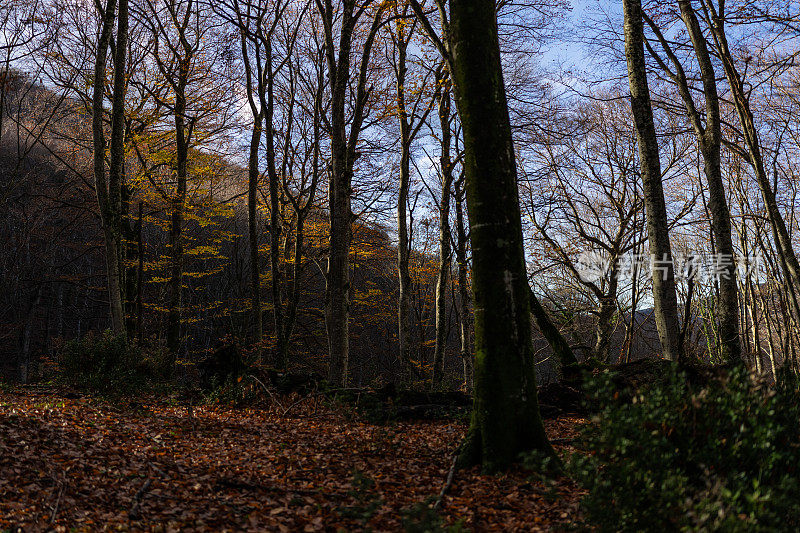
[
  {"xmin": 247, "ymin": 112, "xmax": 263, "ymax": 349},
  {"xmin": 92, "ymin": 0, "xmax": 126, "ymax": 337},
  {"xmin": 320, "ymin": 0, "xmax": 385, "ymax": 386},
  {"xmin": 623, "ymin": 0, "xmax": 682, "ymax": 361},
  {"xmin": 594, "ymin": 285, "xmax": 619, "ymax": 363},
  {"xmin": 432, "ymin": 76, "xmax": 453, "ymax": 387},
  {"xmin": 701, "ymin": 0, "xmax": 800, "ymax": 339},
  {"xmin": 395, "ymin": 30, "xmax": 413, "ymax": 378},
  {"xmin": 528, "ymin": 290, "xmax": 578, "ymax": 366},
  {"xmin": 454, "ymin": 178, "xmax": 473, "ymax": 390},
  {"xmin": 448, "ymin": 0, "xmax": 554, "ymax": 472}
]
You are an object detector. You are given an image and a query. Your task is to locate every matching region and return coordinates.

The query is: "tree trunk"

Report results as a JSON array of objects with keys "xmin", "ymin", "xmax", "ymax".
[
  {"xmin": 432, "ymin": 77, "xmax": 453, "ymax": 388},
  {"xmin": 137, "ymin": 201, "xmax": 144, "ymax": 346},
  {"xmin": 279, "ymin": 215, "xmax": 304, "ymax": 367},
  {"xmin": 702, "ymin": 0, "xmax": 800, "ymax": 342},
  {"xmin": 528, "ymin": 290, "xmax": 578, "ymax": 366},
  {"xmin": 247, "ymin": 116, "xmax": 263, "ymax": 350},
  {"xmin": 321, "ymin": 1, "xmax": 385, "ymax": 386},
  {"xmin": 166, "ymin": 193, "xmax": 185, "ymax": 360},
  {"xmin": 19, "ymin": 285, "xmax": 42, "ymax": 383},
  {"xmin": 623, "ymin": 0, "xmax": 682, "ymax": 361},
  {"xmin": 166, "ymin": 75, "xmax": 189, "ymax": 361},
  {"xmin": 449, "ymin": 0, "xmax": 554, "ymax": 472},
  {"xmin": 594, "ymin": 295, "xmax": 617, "ymax": 363},
  {"xmin": 278, "ymin": 74, "xmax": 322, "ymax": 370},
  {"xmin": 92, "ymin": 0, "xmax": 126, "ymax": 336},
  {"xmin": 395, "ymin": 35, "xmax": 414, "ymax": 379},
  {"xmin": 326, "ymin": 131, "xmax": 352, "ymax": 385},
  {"xmin": 454, "ymin": 179, "xmax": 473, "ymax": 390},
  {"xmin": 264, "ymin": 41, "xmax": 285, "ymax": 367}
]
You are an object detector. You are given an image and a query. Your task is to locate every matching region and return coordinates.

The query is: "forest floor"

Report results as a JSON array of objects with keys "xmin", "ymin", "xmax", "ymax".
[{"xmin": 0, "ymin": 385, "xmax": 587, "ymax": 531}]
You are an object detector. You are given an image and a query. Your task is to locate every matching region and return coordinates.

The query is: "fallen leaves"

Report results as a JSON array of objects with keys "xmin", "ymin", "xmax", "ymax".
[{"xmin": 0, "ymin": 388, "xmax": 587, "ymax": 531}]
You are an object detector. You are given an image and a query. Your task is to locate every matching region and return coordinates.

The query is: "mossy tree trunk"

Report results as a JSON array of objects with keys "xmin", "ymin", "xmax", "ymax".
[{"xmin": 448, "ymin": 0, "xmax": 554, "ymax": 472}]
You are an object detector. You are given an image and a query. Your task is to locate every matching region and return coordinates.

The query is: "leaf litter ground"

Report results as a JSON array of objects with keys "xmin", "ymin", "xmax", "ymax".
[{"xmin": 0, "ymin": 387, "xmax": 586, "ymax": 531}]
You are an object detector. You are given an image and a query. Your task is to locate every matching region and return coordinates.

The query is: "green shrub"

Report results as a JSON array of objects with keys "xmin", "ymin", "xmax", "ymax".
[
  {"xmin": 58, "ymin": 331, "xmax": 168, "ymax": 393},
  {"xmin": 400, "ymin": 497, "xmax": 465, "ymax": 533},
  {"xmin": 569, "ymin": 363, "xmax": 800, "ymax": 532}
]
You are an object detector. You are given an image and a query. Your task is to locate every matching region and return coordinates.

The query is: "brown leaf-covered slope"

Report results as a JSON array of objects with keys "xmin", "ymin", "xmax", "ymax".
[{"xmin": 0, "ymin": 388, "xmax": 585, "ymax": 531}]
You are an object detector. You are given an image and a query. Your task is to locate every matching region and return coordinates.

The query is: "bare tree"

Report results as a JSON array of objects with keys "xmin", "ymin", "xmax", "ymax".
[
  {"xmin": 642, "ymin": 0, "xmax": 740, "ymax": 361},
  {"xmin": 623, "ymin": 0, "xmax": 682, "ymax": 361},
  {"xmin": 91, "ymin": 0, "xmax": 128, "ymax": 336},
  {"xmin": 316, "ymin": 0, "xmax": 386, "ymax": 385}
]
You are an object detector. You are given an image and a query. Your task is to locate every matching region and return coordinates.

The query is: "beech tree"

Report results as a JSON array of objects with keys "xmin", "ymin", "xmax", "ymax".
[
  {"xmin": 446, "ymin": 0, "xmax": 554, "ymax": 471},
  {"xmin": 316, "ymin": 0, "xmax": 386, "ymax": 386},
  {"xmin": 622, "ymin": 0, "xmax": 682, "ymax": 362},
  {"xmin": 642, "ymin": 0, "xmax": 740, "ymax": 361},
  {"xmin": 136, "ymin": 0, "xmax": 236, "ymax": 359},
  {"xmin": 92, "ymin": 0, "xmax": 129, "ymax": 338}
]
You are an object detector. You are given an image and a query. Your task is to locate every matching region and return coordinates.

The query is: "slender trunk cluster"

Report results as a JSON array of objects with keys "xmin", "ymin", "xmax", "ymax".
[
  {"xmin": 644, "ymin": 0, "xmax": 740, "ymax": 361},
  {"xmin": 92, "ymin": 0, "xmax": 128, "ymax": 338},
  {"xmin": 702, "ymin": 0, "xmax": 800, "ymax": 342}
]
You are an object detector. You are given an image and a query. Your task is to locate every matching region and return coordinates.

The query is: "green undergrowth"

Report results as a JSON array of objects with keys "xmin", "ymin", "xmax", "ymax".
[
  {"xmin": 56, "ymin": 330, "xmax": 172, "ymax": 396},
  {"xmin": 569, "ymin": 362, "xmax": 800, "ymax": 532}
]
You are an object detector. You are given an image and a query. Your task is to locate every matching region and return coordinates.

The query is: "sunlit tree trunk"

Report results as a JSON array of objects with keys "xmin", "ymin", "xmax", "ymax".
[
  {"xmin": 680, "ymin": 0, "xmax": 740, "ymax": 362},
  {"xmin": 454, "ymin": 179, "xmax": 472, "ymax": 389},
  {"xmin": 623, "ymin": 0, "xmax": 682, "ymax": 361}
]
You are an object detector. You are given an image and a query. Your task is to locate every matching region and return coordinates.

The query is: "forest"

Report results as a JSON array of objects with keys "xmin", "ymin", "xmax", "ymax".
[{"xmin": 3, "ymin": 0, "xmax": 800, "ymax": 530}]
